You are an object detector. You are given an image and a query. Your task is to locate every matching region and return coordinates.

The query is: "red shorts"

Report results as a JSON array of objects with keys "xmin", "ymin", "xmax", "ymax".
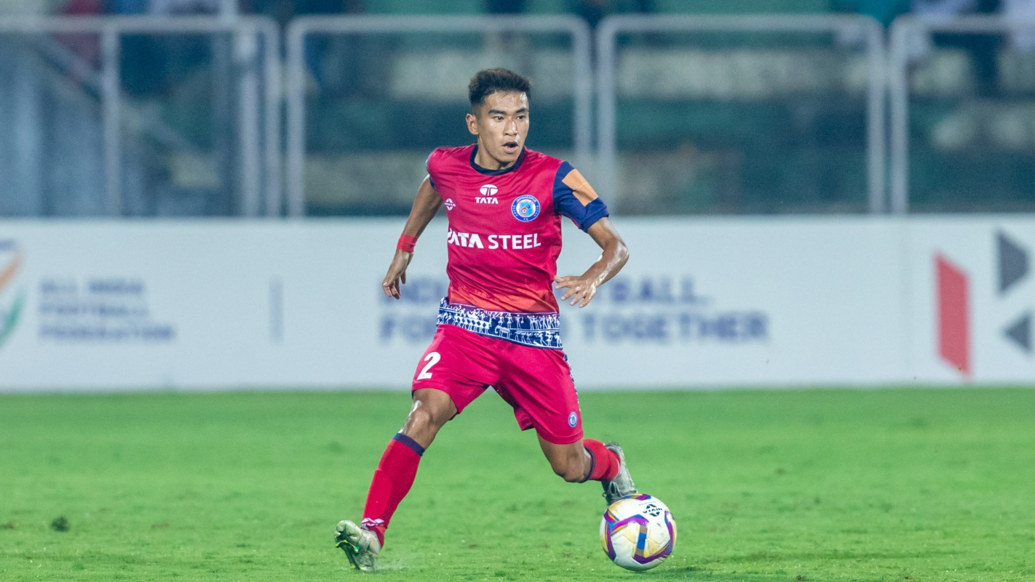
[{"xmin": 411, "ymin": 324, "xmax": 583, "ymax": 445}]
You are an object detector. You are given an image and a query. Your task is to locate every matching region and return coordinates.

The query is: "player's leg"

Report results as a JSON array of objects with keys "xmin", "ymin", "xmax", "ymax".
[
  {"xmin": 336, "ymin": 326, "xmax": 498, "ymax": 571},
  {"xmin": 399, "ymin": 387, "xmax": 457, "ymax": 446},
  {"xmin": 359, "ymin": 388, "xmax": 456, "ymax": 536},
  {"xmin": 499, "ymin": 345, "xmax": 638, "ymax": 503},
  {"xmin": 537, "ymin": 436, "xmax": 598, "ymax": 482},
  {"xmin": 335, "ymin": 389, "xmax": 458, "ymax": 572},
  {"xmin": 538, "ymin": 436, "xmax": 637, "ymax": 504}
]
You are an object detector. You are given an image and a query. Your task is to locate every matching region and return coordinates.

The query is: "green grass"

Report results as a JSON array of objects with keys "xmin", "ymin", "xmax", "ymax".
[{"xmin": 1, "ymin": 388, "xmax": 1034, "ymax": 582}]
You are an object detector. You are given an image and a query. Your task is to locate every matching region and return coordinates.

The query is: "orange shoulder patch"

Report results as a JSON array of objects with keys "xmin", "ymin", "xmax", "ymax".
[{"xmin": 561, "ymin": 169, "xmax": 599, "ymax": 206}]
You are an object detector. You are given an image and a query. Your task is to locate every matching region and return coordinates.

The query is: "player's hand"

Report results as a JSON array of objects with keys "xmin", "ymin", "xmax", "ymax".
[
  {"xmin": 382, "ymin": 249, "xmax": 413, "ymax": 299},
  {"xmin": 553, "ymin": 274, "xmax": 600, "ymax": 308}
]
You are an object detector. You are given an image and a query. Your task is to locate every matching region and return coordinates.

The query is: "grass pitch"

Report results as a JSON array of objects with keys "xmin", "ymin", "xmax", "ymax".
[{"xmin": 1, "ymin": 388, "xmax": 1033, "ymax": 582}]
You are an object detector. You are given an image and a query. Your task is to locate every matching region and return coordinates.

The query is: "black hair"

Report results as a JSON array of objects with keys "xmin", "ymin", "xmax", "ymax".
[{"xmin": 468, "ymin": 68, "xmax": 531, "ymax": 111}]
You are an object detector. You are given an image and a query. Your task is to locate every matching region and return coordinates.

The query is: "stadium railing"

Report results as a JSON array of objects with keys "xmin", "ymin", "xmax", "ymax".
[
  {"xmin": 285, "ymin": 15, "xmax": 593, "ymax": 218},
  {"xmin": 595, "ymin": 14, "xmax": 887, "ymax": 215},
  {"xmin": 0, "ymin": 15, "xmax": 280, "ymax": 218},
  {"xmin": 15, "ymin": 15, "xmax": 1035, "ymax": 218},
  {"xmin": 889, "ymin": 16, "xmax": 1035, "ymax": 214}
]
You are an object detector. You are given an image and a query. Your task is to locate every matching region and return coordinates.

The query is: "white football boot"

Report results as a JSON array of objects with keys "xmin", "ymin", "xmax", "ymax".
[
  {"xmin": 602, "ymin": 442, "xmax": 638, "ymax": 505},
  {"xmin": 334, "ymin": 520, "xmax": 381, "ymax": 572}
]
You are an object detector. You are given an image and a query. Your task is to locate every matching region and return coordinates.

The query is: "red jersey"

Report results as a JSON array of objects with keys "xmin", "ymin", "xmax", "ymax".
[{"xmin": 427, "ymin": 145, "xmax": 609, "ymax": 314}]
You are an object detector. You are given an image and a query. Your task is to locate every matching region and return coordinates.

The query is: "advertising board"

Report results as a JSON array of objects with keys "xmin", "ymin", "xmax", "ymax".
[
  {"xmin": 0, "ymin": 217, "xmax": 1029, "ymax": 391},
  {"xmin": 907, "ymin": 217, "xmax": 1035, "ymax": 384}
]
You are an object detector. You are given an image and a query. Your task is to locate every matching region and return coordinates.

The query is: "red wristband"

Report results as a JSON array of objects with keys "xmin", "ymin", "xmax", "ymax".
[{"xmin": 397, "ymin": 234, "xmax": 417, "ymax": 253}]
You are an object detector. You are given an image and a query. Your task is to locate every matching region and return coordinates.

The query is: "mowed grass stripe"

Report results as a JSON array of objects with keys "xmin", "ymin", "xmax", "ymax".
[{"xmin": 0, "ymin": 388, "xmax": 1033, "ymax": 582}]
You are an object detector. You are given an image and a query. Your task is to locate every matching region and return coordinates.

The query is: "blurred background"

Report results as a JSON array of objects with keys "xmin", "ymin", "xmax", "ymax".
[
  {"xmin": 3, "ymin": 9, "xmax": 1033, "ymax": 580},
  {"xmin": 1, "ymin": 0, "xmax": 1034, "ymax": 390},
  {"xmin": 1, "ymin": 0, "xmax": 1033, "ymax": 219}
]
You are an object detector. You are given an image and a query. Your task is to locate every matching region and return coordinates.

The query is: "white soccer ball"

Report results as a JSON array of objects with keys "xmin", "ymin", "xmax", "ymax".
[{"xmin": 599, "ymin": 494, "xmax": 676, "ymax": 571}]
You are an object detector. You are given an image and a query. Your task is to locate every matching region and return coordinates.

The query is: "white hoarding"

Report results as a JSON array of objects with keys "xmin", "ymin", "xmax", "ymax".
[
  {"xmin": 906, "ymin": 217, "xmax": 1035, "ymax": 384},
  {"xmin": 554, "ymin": 219, "xmax": 909, "ymax": 387},
  {"xmin": 0, "ymin": 217, "xmax": 1029, "ymax": 392}
]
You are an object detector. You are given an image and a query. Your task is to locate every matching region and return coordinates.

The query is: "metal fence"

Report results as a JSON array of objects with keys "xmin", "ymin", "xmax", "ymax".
[
  {"xmin": 597, "ymin": 14, "xmax": 886, "ymax": 215},
  {"xmin": 889, "ymin": 16, "xmax": 1035, "ymax": 214},
  {"xmin": 5, "ymin": 14, "xmax": 1035, "ymax": 218},
  {"xmin": 0, "ymin": 16, "xmax": 280, "ymax": 217},
  {"xmin": 285, "ymin": 15, "xmax": 592, "ymax": 218}
]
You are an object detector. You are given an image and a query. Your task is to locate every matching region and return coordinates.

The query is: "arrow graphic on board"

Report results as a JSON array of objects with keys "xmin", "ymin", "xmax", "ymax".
[
  {"xmin": 997, "ymin": 231, "xmax": 1028, "ymax": 296},
  {"xmin": 996, "ymin": 231, "xmax": 1031, "ymax": 357},
  {"xmin": 1003, "ymin": 312, "xmax": 1031, "ymax": 353}
]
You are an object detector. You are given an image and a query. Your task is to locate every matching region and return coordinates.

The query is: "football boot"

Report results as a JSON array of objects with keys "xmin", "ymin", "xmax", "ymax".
[
  {"xmin": 602, "ymin": 442, "xmax": 638, "ymax": 505},
  {"xmin": 334, "ymin": 519, "xmax": 381, "ymax": 572}
]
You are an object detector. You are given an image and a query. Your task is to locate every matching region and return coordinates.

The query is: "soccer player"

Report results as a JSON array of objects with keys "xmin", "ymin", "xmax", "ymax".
[{"xmin": 335, "ymin": 68, "xmax": 635, "ymax": 572}]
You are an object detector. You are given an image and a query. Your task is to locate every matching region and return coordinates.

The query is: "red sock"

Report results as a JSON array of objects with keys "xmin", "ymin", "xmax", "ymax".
[
  {"xmin": 361, "ymin": 433, "xmax": 424, "ymax": 547},
  {"xmin": 583, "ymin": 439, "xmax": 620, "ymax": 482}
]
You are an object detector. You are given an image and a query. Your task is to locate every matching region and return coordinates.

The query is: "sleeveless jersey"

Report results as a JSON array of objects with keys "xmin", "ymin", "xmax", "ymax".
[{"xmin": 426, "ymin": 145, "xmax": 609, "ymax": 314}]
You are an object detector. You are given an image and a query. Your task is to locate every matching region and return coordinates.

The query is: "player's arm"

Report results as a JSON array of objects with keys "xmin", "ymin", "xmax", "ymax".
[
  {"xmin": 554, "ymin": 217, "xmax": 629, "ymax": 308},
  {"xmin": 382, "ymin": 176, "xmax": 442, "ymax": 299}
]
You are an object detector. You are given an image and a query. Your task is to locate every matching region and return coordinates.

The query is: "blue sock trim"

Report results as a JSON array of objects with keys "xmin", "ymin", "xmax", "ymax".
[
  {"xmin": 392, "ymin": 433, "xmax": 425, "ymax": 457},
  {"xmin": 580, "ymin": 445, "xmax": 596, "ymax": 483}
]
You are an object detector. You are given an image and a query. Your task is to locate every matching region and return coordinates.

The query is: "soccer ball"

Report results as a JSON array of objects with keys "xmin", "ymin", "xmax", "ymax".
[{"xmin": 600, "ymin": 494, "xmax": 676, "ymax": 571}]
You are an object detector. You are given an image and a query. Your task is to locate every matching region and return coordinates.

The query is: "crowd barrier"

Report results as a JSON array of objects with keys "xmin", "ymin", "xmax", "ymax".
[
  {"xmin": 0, "ymin": 16, "xmax": 280, "ymax": 217},
  {"xmin": 1, "ymin": 217, "xmax": 1029, "ymax": 391},
  {"xmin": 594, "ymin": 14, "xmax": 885, "ymax": 212},
  {"xmin": 889, "ymin": 16, "xmax": 1035, "ymax": 213},
  {"xmin": 3, "ymin": 15, "xmax": 1033, "ymax": 217}
]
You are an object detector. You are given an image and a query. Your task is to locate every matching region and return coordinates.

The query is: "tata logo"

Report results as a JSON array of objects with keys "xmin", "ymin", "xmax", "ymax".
[
  {"xmin": 447, "ymin": 228, "xmax": 542, "ymax": 250},
  {"xmin": 0, "ymin": 240, "xmax": 26, "ymax": 352},
  {"xmin": 476, "ymin": 184, "xmax": 500, "ymax": 205}
]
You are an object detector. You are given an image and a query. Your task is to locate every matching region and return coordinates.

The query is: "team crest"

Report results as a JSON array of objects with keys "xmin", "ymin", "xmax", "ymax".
[
  {"xmin": 512, "ymin": 195, "xmax": 540, "ymax": 222},
  {"xmin": 568, "ymin": 412, "xmax": 578, "ymax": 428}
]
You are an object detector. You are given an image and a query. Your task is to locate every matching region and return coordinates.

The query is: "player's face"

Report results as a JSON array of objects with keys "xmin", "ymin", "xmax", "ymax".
[{"xmin": 466, "ymin": 91, "xmax": 530, "ymax": 171}]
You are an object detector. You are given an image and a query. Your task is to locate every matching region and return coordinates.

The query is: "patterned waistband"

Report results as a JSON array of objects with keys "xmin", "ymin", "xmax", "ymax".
[{"xmin": 437, "ymin": 298, "xmax": 562, "ymax": 350}]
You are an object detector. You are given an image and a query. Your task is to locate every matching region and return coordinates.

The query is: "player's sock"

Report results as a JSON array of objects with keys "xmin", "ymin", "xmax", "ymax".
[
  {"xmin": 583, "ymin": 438, "xmax": 620, "ymax": 482},
  {"xmin": 361, "ymin": 433, "xmax": 425, "ymax": 547}
]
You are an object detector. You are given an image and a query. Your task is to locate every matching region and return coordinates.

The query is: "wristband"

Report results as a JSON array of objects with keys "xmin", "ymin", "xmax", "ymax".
[{"xmin": 397, "ymin": 234, "xmax": 417, "ymax": 253}]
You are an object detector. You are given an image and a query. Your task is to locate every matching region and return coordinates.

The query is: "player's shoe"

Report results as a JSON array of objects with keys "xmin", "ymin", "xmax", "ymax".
[
  {"xmin": 602, "ymin": 442, "xmax": 638, "ymax": 505},
  {"xmin": 334, "ymin": 519, "xmax": 381, "ymax": 572}
]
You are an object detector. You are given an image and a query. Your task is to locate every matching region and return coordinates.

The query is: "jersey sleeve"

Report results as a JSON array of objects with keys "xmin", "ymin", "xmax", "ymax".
[
  {"xmin": 552, "ymin": 161, "xmax": 609, "ymax": 231},
  {"xmin": 425, "ymin": 150, "xmax": 439, "ymax": 191}
]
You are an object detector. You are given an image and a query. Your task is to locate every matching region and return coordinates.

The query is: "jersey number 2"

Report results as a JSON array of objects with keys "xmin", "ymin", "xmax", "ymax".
[{"xmin": 417, "ymin": 352, "xmax": 441, "ymax": 380}]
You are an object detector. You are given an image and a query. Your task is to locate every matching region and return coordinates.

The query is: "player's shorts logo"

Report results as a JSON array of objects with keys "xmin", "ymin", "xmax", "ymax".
[
  {"xmin": 479, "ymin": 184, "xmax": 498, "ymax": 196},
  {"xmin": 444, "ymin": 198, "xmax": 455, "ymax": 211},
  {"xmin": 512, "ymin": 195, "xmax": 540, "ymax": 222},
  {"xmin": 568, "ymin": 411, "xmax": 578, "ymax": 427}
]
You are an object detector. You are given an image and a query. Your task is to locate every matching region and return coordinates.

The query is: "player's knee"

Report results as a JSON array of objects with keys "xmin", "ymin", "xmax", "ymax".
[
  {"xmin": 405, "ymin": 406, "xmax": 439, "ymax": 434},
  {"xmin": 402, "ymin": 398, "xmax": 452, "ymax": 441},
  {"xmin": 405, "ymin": 406, "xmax": 426, "ymax": 427}
]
